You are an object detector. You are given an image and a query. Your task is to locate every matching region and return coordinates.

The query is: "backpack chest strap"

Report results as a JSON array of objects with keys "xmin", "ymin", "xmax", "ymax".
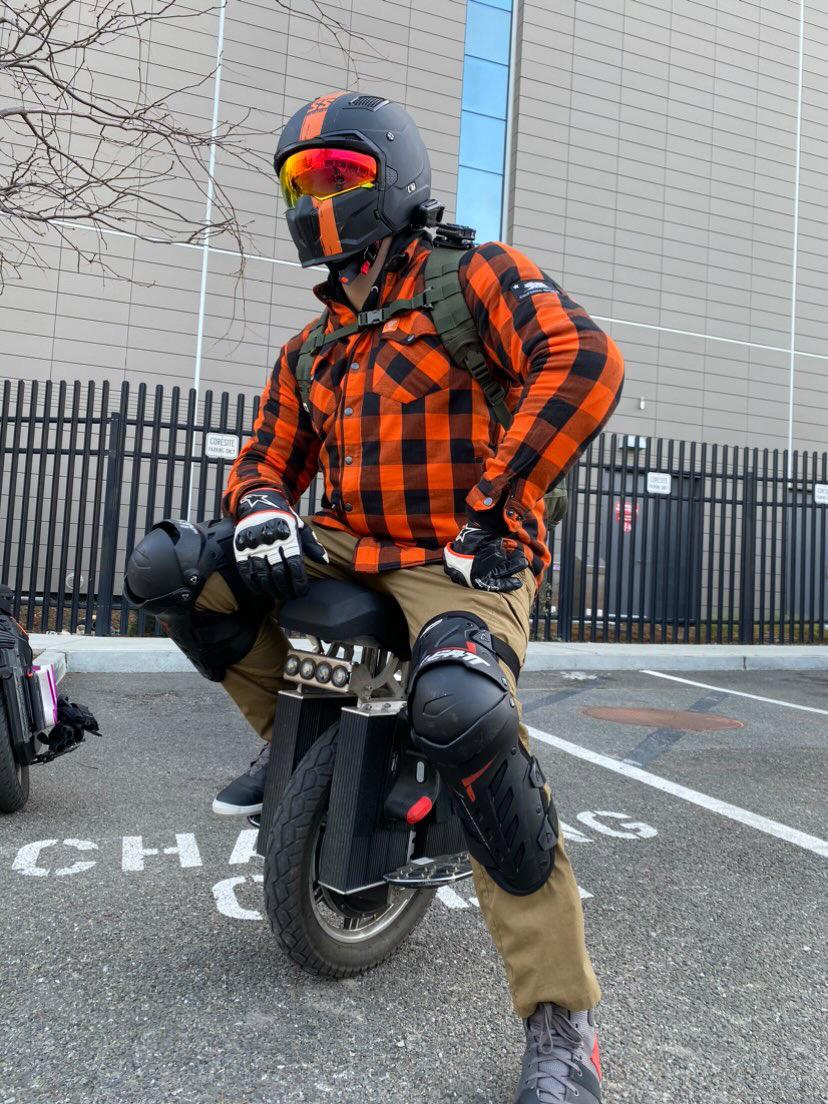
[
  {"xmin": 294, "ymin": 292, "xmax": 432, "ymax": 405},
  {"xmin": 316, "ymin": 291, "xmax": 433, "ymax": 352}
]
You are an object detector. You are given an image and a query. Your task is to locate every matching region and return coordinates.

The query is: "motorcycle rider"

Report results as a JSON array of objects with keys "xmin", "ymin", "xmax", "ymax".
[{"xmin": 127, "ymin": 93, "xmax": 623, "ymax": 1102}]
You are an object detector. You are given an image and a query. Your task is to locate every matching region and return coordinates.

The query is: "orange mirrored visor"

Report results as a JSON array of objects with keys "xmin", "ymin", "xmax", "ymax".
[{"xmin": 279, "ymin": 148, "xmax": 378, "ymax": 207}]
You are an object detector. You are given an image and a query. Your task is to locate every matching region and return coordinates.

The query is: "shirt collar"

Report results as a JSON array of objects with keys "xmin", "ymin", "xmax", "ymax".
[{"xmin": 312, "ymin": 233, "xmax": 431, "ymax": 324}]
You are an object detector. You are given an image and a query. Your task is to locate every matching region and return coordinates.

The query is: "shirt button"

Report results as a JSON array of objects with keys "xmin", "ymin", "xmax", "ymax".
[
  {"xmin": 344, "ymin": 456, "xmax": 353, "ymax": 465},
  {"xmin": 483, "ymin": 496, "xmax": 493, "ymax": 506},
  {"xmin": 350, "ymin": 363, "xmax": 359, "ymax": 371},
  {"xmin": 344, "ymin": 406, "xmax": 353, "ymax": 416},
  {"xmin": 344, "ymin": 502, "xmax": 353, "ymax": 512}
]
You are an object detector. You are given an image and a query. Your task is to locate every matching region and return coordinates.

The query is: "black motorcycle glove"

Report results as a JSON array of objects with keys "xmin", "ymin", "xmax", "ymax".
[
  {"xmin": 443, "ymin": 523, "xmax": 529, "ymax": 592},
  {"xmin": 38, "ymin": 694, "xmax": 101, "ymax": 762},
  {"xmin": 233, "ymin": 488, "xmax": 329, "ymax": 601}
]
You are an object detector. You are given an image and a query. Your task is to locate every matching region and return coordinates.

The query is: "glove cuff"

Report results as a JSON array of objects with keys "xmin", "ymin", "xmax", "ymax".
[
  {"xmin": 466, "ymin": 487, "xmax": 511, "ymax": 536},
  {"xmin": 238, "ymin": 488, "xmax": 291, "ymax": 520}
]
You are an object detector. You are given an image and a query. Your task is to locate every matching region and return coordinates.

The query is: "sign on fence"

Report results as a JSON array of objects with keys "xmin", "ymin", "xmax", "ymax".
[
  {"xmin": 646, "ymin": 471, "xmax": 672, "ymax": 495},
  {"xmin": 204, "ymin": 433, "xmax": 240, "ymax": 460},
  {"xmin": 815, "ymin": 484, "xmax": 828, "ymax": 505}
]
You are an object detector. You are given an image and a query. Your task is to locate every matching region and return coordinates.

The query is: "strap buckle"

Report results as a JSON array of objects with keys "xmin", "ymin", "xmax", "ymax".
[{"xmin": 357, "ymin": 308, "xmax": 386, "ymax": 327}]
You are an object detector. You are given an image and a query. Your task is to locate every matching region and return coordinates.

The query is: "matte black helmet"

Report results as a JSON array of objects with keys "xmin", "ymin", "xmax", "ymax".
[
  {"xmin": 274, "ymin": 92, "xmax": 431, "ymax": 269},
  {"xmin": 124, "ymin": 518, "xmax": 228, "ymax": 612}
]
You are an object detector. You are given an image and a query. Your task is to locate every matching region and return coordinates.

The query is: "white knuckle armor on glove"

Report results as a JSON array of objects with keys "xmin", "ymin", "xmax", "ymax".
[
  {"xmin": 233, "ymin": 489, "xmax": 328, "ymax": 601},
  {"xmin": 443, "ymin": 523, "xmax": 529, "ymax": 593}
]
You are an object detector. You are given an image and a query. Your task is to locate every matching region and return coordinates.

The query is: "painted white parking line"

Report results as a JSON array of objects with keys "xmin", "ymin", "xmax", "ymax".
[
  {"xmin": 642, "ymin": 669, "xmax": 828, "ymax": 717},
  {"xmin": 527, "ymin": 725, "xmax": 828, "ymax": 859},
  {"xmin": 437, "ymin": 886, "xmax": 469, "ymax": 910}
]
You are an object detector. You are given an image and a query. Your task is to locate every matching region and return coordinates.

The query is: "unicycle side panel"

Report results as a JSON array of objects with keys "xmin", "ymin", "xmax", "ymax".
[{"xmin": 318, "ymin": 706, "xmax": 412, "ymax": 894}]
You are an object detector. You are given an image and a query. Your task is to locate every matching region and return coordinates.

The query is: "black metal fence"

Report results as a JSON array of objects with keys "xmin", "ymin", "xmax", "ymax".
[{"xmin": 1, "ymin": 379, "xmax": 826, "ymax": 644}]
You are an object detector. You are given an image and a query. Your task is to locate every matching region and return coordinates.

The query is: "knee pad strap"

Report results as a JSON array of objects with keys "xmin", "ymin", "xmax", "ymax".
[{"xmin": 156, "ymin": 602, "xmax": 262, "ymax": 682}]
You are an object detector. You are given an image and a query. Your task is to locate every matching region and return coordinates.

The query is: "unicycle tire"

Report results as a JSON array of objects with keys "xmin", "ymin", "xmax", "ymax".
[
  {"xmin": 262, "ymin": 722, "xmax": 434, "ymax": 978},
  {"xmin": 0, "ymin": 707, "xmax": 29, "ymax": 813}
]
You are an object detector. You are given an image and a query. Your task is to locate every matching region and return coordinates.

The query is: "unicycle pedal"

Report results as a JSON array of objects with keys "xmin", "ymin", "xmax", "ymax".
[{"xmin": 383, "ymin": 853, "xmax": 473, "ymax": 887}]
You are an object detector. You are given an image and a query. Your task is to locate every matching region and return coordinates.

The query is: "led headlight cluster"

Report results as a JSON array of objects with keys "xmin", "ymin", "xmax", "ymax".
[
  {"xmin": 284, "ymin": 650, "xmax": 351, "ymax": 691},
  {"xmin": 284, "ymin": 654, "xmax": 300, "ymax": 676}
]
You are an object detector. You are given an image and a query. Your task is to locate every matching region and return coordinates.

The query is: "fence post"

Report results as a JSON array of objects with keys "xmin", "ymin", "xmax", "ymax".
[
  {"xmin": 556, "ymin": 468, "xmax": 579, "ymax": 641},
  {"xmin": 739, "ymin": 468, "xmax": 757, "ymax": 644},
  {"xmin": 95, "ymin": 412, "xmax": 124, "ymax": 636}
]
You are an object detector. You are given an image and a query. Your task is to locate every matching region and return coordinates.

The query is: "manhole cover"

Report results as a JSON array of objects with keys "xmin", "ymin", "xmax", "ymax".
[{"xmin": 582, "ymin": 707, "xmax": 744, "ymax": 732}]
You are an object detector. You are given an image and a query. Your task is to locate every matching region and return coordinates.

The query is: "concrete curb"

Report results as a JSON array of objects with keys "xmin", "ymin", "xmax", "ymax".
[
  {"xmin": 29, "ymin": 633, "xmax": 828, "ymax": 674},
  {"xmin": 522, "ymin": 642, "xmax": 828, "ymax": 672},
  {"xmin": 30, "ymin": 635, "xmax": 197, "ymax": 674},
  {"xmin": 34, "ymin": 649, "xmax": 68, "ymax": 684}
]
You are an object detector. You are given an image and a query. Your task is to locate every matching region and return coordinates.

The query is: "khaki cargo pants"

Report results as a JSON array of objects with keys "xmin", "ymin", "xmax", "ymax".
[{"xmin": 197, "ymin": 523, "xmax": 601, "ymax": 1017}]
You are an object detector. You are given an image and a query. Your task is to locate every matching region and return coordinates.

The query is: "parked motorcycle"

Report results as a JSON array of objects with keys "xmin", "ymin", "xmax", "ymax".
[{"xmin": 255, "ymin": 578, "xmax": 472, "ymax": 977}]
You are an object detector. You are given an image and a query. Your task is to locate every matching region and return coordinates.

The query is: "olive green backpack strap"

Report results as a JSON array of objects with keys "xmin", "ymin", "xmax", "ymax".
[
  {"xmin": 424, "ymin": 248, "xmax": 513, "ymax": 430},
  {"xmin": 424, "ymin": 245, "xmax": 568, "ymax": 527},
  {"xmin": 294, "ymin": 310, "xmax": 328, "ymax": 407},
  {"xmin": 544, "ymin": 484, "xmax": 568, "ymax": 527}
]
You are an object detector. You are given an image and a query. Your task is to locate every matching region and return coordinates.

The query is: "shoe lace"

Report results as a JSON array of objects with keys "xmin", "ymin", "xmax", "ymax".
[
  {"xmin": 245, "ymin": 742, "xmax": 271, "ymax": 775},
  {"xmin": 524, "ymin": 1005, "xmax": 583, "ymax": 1103}
]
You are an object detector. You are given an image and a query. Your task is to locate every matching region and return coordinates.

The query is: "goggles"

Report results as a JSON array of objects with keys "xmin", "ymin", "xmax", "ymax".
[{"xmin": 279, "ymin": 147, "xmax": 378, "ymax": 208}]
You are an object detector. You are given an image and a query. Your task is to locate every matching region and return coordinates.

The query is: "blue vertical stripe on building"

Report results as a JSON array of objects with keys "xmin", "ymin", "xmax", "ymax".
[{"xmin": 456, "ymin": 0, "xmax": 513, "ymax": 243}]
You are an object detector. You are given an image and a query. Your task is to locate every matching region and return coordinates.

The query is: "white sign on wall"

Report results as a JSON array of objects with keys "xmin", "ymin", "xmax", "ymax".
[
  {"xmin": 646, "ymin": 471, "xmax": 672, "ymax": 495},
  {"xmin": 205, "ymin": 432, "xmax": 240, "ymax": 460},
  {"xmin": 815, "ymin": 484, "xmax": 828, "ymax": 505}
]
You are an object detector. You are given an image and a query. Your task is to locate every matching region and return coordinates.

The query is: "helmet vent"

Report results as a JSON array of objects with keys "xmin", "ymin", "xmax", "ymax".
[{"xmin": 347, "ymin": 95, "xmax": 388, "ymax": 111}]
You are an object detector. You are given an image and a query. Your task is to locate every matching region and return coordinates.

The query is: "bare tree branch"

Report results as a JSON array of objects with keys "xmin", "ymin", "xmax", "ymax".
[
  {"xmin": 0, "ymin": 0, "xmax": 368, "ymax": 293},
  {"xmin": 0, "ymin": 0, "xmax": 261, "ymax": 288}
]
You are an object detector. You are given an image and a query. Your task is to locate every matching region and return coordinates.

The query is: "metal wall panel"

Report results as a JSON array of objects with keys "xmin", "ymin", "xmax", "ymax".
[{"xmin": 3, "ymin": 0, "xmax": 826, "ymax": 455}]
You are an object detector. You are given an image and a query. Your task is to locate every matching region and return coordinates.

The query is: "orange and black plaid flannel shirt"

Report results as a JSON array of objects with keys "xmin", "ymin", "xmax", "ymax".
[{"xmin": 224, "ymin": 234, "xmax": 624, "ymax": 578}]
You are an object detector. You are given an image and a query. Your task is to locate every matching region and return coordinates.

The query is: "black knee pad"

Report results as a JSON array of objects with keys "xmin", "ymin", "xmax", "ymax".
[
  {"xmin": 408, "ymin": 612, "xmax": 558, "ymax": 896},
  {"xmin": 124, "ymin": 517, "xmax": 266, "ymax": 682}
]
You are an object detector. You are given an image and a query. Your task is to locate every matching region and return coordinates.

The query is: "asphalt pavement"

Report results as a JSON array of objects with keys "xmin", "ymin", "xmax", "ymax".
[{"xmin": 1, "ymin": 667, "xmax": 826, "ymax": 1104}]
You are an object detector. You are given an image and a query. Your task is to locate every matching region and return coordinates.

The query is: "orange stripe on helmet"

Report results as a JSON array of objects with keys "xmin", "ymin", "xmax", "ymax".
[
  {"xmin": 312, "ymin": 196, "xmax": 342, "ymax": 256},
  {"xmin": 299, "ymin": 91, "xmax": 346, "ymax": 141}
]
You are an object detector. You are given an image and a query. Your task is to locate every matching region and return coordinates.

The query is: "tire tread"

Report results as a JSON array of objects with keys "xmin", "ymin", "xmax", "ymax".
[
  {"xmin": 262, "ymin": 725, "xmax": 433, "ymax": 978},
  {"xmin": 0, "ymin": 708, "xmax": 29, "ymax": 814}
]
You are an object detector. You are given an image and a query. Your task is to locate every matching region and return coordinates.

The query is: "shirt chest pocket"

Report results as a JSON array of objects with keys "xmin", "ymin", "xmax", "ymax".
[
  {"xmin": 370, "ymin": 312, "xmax": 452, "ymax": 404},
  {"xmin": 307, "ymin": 356, "xmax": 341, "ymax": 437}
]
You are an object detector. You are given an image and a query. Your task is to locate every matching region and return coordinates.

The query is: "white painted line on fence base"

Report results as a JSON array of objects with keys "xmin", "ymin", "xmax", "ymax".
[
  {"xmin": 526, "ymin": 725, "xmax": 828, "ymax": 859},
  {"xmin": 642, "ymin": 669, "xmax": 828, "ymax": 717}
]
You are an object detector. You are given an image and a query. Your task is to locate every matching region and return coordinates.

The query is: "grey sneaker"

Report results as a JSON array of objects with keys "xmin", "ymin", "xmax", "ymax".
[
  {"xmin": 212, "ymin": 742, "xmax": 271, "ymax": 815},
  {"xmin": 514, "ymin": 1003, "xmax": 603, "ymax": 1103}
]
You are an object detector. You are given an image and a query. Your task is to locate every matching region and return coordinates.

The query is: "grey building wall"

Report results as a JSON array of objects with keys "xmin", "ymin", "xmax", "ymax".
[
  {"xmin": 2, "ymin": 0, "xmax": 826, "ymax": 455},
  {"xmin": 511, "ymin": 0, "xmax": 827, "ymax": 454}
]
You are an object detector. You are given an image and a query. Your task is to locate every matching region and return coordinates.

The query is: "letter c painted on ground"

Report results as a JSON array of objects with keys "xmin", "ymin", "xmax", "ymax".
[
  {"xmin": 212, "ymin": 874, "xmax": 264, "ymax": 921},
  {"xmin": 12, "ymin": 838, "xmax": 98, "ymax": 877}
]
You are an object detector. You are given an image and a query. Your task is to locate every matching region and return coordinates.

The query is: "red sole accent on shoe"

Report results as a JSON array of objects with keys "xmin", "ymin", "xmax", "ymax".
[{"xmin": 591, "ymin": 1036, "xmax": 602, "ymax": 1081}]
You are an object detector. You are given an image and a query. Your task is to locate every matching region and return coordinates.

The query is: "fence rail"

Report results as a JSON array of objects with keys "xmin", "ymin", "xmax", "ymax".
[{"xmin": 1, "ymin": 379, "xmax": 826, "ymax": 644}]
